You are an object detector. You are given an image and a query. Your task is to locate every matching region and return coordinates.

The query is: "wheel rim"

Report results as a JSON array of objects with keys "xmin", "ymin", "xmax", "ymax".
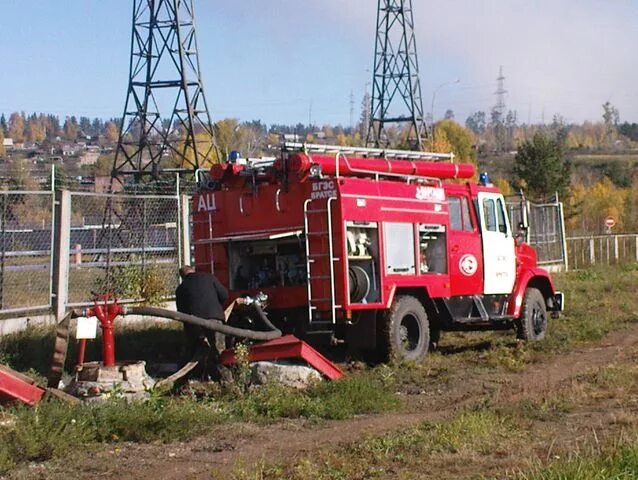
[
  {"xmin": 399, "ymin": 313, "xmax": 421, "ymax": 353},
  {"xmin": 531, "ymin": 302, "xmax": 547, "ymax": 336}
]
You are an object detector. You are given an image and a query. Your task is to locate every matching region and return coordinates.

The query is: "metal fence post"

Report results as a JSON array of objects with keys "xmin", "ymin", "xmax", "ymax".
[
  {"xmin": 52, "ymin": 190, "xmax": 71, "ymax": 321},
  {"xmin": 589, "ymin": 238, "xmax": 595, "ymax": 265},
  {"xmin": 0, "ymin": 194, "xmax": 6, "ymax": 309},
  {"xmin": 558, "ymin": 202, "xmax": 568, "ymax": 272},
  {"xmin": 180, "ymin": 194, "xmax": 191, "ymax": 267}
]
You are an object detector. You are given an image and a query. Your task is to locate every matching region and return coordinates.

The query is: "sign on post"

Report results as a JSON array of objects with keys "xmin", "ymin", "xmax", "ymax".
[{"xmin": 604, "ymin": 216, "xmax": 616, "ymax": 234}]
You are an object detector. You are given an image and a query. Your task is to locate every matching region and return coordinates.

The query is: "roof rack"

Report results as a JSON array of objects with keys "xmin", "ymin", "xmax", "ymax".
[{"xmin": 282, "ymin": 142, "xmax": 454, "ymax": 162}]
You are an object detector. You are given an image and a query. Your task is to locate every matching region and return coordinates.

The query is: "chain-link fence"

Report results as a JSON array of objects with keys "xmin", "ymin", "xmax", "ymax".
[
  {"xmin": 507, "ymin": 196, "xmax": 567, "ymax": 270},
  {"xmin": 67, "ymin": 192, "xmax": 183, "ymax": 307},
  {"xmin": 0, "ymin": 191, "xmax": 54, "ymax": 313}
]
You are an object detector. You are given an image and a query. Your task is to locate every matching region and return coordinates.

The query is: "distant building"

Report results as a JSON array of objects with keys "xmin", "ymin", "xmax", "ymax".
[
  {"xmin": 2, "ymin": 138, "xmax": 14, "ymax": 149},
  {"xmin": 62, "ymin": 144, "xmax": 80, "ymax": 156},
  {"xmin": 78, "ymin": 151, "xmax": 100, "ymax": 166}
]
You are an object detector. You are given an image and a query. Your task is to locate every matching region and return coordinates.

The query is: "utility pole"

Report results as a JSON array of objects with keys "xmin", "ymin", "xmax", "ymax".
[
  {"xmin": 367, "ymin": 0, "xmax": 427, "ymax": 149},
  {"xmin": 349, "ymin": 90, "xmax": 355, "ymax": 131}
]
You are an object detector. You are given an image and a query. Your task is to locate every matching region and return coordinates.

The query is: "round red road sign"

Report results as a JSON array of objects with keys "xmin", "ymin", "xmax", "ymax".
[{"xmin": 604, "ymin": 216, "xmax": 616, "ymax": 228}]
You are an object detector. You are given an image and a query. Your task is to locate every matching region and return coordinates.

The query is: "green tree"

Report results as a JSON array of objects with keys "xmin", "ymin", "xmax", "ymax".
[
  {"xmin": 513, "ymin": 131, "xmax": 571, "ymax": 201},
  {"xmin": 0, "ymin": 114, "xmax": 7, "ymax": 136},
  {"xmin": 93, "ymin": 154, "xmax": 114, "ymax": 176}
]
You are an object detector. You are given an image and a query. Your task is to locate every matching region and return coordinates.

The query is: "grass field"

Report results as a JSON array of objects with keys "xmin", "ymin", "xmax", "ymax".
[{"xmin": 1, "ymin": 264, "xmax": 638, "ymax": 478}]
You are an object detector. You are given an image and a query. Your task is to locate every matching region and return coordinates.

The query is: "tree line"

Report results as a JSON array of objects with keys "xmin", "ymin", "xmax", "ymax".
[{"xmin": 0, "ymin": 112, "xmax": 120, "ymax": 144}]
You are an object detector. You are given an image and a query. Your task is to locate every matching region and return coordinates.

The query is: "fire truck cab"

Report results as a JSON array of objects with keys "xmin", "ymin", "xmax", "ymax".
[{"xmin": 192, "ymin": 143, "xmax": 563, "ymax": 362}]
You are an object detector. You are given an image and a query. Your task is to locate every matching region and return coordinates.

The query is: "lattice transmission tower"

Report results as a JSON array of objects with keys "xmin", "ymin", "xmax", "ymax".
[
  {"xmin": 367, "ymin": 0, "xmax": 426, "ymax": 149},
  {"xmin": 112, "ymin": 0, "xmax": 216, "ymax": 185},
  {"xmin": 492, "ymin": 65, "xmax": 507, "ymax": 151},
  {"xmin": 98, "ymin": 0, "xmax": 217, "ymax": 293}
]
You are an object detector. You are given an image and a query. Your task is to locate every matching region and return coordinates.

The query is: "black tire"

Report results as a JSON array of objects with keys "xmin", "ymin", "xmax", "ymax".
[
  {"xmin": 380, "ymin": 295, "xmax": 430, "ymax": 362},
  {"xmin": 516, "ymin": 288, "xmax": 548, "ymax": 341}
]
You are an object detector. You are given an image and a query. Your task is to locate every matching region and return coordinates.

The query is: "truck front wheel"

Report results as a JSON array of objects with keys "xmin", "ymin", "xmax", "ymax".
[
  {"xmin": 380, "ymin": 295, "xmax": 430, "ymax": 362},
  {"xmin": 516, "ymin": 288, "xmax": 547, "ymax": 341}
]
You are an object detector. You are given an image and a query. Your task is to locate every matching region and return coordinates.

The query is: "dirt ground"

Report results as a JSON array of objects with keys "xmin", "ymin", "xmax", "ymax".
[{"xmin": 9, "ymin": 323, "xmax": 638, "ymax": 480}]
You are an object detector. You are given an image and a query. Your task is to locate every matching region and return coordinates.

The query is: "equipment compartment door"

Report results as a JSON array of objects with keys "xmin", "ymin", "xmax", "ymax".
[{"xmin": 477, "ymin": 192, "xmax": 516, "ymax": 295}]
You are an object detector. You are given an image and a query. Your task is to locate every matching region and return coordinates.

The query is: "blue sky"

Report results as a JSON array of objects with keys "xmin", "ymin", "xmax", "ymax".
[{"xmin": 1, "ymin": 1, "xmax": 636, "ymax": 127}]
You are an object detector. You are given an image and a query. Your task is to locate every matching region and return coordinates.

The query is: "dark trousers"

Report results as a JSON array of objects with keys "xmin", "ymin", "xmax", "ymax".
[{"xmin": 183, "ymin": 324, "xmax": 220, "ymax": 380}]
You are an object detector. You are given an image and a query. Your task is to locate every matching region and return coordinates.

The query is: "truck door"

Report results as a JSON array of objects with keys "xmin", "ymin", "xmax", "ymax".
[
  {"xmin": 448, "ymin": 194, "xmax": 483, "ymax": 296},
  {"xmin": 477, "ymin": 192, "xmax": 516, "ymax": 295}
]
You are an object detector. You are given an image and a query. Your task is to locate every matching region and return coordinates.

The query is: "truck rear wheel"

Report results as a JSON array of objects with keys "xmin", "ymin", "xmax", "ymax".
[
  {"xmin": 516, "ymin": 288, "xmax": 547, "ymax": 341},
  {"xmin": 380, "ymin": 295, "xmax": 430, "ymax": 362}
]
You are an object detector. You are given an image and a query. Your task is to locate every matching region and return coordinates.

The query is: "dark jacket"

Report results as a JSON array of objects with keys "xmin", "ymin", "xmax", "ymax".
[{"xmin": 175, "ymin": 271, "xmax": 229, "ymax": 320}]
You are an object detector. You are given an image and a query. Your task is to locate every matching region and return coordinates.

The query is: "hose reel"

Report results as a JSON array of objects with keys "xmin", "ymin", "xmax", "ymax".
[{"xmin": 348, "ymin": 265, "xmax": 371, "ymax": 303}]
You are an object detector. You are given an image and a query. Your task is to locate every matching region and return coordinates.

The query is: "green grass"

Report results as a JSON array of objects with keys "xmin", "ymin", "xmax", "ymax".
[
  {"xmin": 3, "ymin": 264, "xmax": 638, "ymax": 476},
  {"xmin": 229, "ymin": 370, "xmax": 399, "ymax": 421},
  {"xmin": 516, "ymin": 442, "xmax": 638, "ymax": 480},
  {"xmin": 0, "ymin": 396, "xmax": 227, "ymax": 474},
  {"xmin": 0, "ymin": 369, "xmax": 399, "ymax": 474},
  {"xmin": 230, "ymin": 409, "xmax": 522, "ymax": 480}
]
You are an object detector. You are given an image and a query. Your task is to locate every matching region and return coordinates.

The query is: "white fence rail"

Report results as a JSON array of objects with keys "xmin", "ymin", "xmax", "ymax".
[{"xmin": 566, "ymin": 234, "xmax": 638, "ymax": 270}]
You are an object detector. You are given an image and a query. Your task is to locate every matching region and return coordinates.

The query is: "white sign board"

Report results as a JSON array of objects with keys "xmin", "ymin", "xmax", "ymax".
[{"xmin": 76, "ymin": 317, "xmax": 98, "ymax": 340}]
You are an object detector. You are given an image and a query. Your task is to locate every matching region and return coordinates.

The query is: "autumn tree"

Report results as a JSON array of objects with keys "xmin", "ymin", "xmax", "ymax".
[
  {"xmin": 104, "ymin": 121, "xmax": 119, "ymax": 143},
  {"xmin": 513, "ymin": 131, "xmax": 571, "ymax": 201},
  {"xmin": 26, "ymin": 115, "xmax": 46, "ymax": 142},
  {"xmin": 8, "ymin": 112, "xmax": 25, "ymax": 142},
  {"xmin": 63, "ymin": 116, "xmax": 79, "ymax": 140},
  {"xmin": 432, "ymin": 119, "xmax": 476, "ymax": 165},
  {"xmin": 0, "ymin": 129, "xmax": 5, "ymax": 157},
  {"xmin": 568, "ymin": 178, "xmax": 626, "ymax": 234}
]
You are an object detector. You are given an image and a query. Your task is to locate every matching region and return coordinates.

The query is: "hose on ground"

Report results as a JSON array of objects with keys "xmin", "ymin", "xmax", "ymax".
[{"xmin": 123, "ymin": 305, "xmax": 282, "ymax": 341}]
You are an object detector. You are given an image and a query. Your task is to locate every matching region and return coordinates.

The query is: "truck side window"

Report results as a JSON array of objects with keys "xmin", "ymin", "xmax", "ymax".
[
  {"xmin": 449, "ymin": 196, "xmax": 474, "ymax": 232},
  {"xmin": 482, "ymin": 198, "xmax": 497, "ymax": 232},
  {"xmin": 496, "ymin": 198, "xmax": 508, "ymax": 234},
  {"xmin": 449, "ymin": 196, "xmax": 463, "ymax": 231}
]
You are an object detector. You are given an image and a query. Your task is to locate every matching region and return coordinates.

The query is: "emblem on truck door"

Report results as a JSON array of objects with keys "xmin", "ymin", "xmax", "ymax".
[{"xmin": 459, "ymin": 254, "xmax": 478, "ymax": 276}]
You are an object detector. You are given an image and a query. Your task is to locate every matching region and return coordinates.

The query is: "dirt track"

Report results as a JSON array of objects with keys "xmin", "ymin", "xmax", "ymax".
[{"xmin": 13, "ymin": 321, "xmax": 638, "ymax": 480}]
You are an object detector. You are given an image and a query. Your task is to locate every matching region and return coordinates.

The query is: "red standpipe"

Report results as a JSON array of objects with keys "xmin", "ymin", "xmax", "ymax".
[
  {"xmin": 284, "ymin": 153, "xmax": 476, "ymax": 180},
  {"xmin": 87, "ymin": 299, "xmax": 123, "ymax": 368}
]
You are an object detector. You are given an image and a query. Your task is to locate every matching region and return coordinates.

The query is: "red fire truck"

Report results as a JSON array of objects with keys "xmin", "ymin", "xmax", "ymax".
[{"xmin": 192, "ymin": 143, "xmax": 563, "ymax": 361}]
